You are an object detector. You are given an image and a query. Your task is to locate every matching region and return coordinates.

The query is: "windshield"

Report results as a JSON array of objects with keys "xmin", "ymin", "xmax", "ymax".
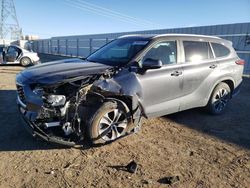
[{"xmin": 87, "ymin": 38, "xmax": 149, "ymax": 66}]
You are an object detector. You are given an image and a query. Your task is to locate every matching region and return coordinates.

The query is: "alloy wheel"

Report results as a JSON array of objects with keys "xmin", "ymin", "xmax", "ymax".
[
  {"xmin": 213, "ymin": 88, "xmax": 229, "ymax": 113},
  {"xmin": 98, "ymin": 109, "xmax": 128, "ymax": 141}
]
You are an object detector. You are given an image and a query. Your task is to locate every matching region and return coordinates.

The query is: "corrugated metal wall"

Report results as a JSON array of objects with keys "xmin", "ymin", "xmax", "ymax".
[{"xmin": 32, "ymin": 22, "xmax": 250, "ymax": 74}]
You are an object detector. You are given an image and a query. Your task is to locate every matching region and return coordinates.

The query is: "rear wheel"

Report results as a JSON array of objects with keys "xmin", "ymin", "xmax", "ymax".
[
  {"xmin": 87, "ymin": 101, "xmax": 130, "ymax": 145},
  {"xmin": 20, "ymin": 57, "xmax": 31, "ymax": 66},
  {"xmin": 207, "ymin": 82, "xmax": 231, "ymax": 115}
]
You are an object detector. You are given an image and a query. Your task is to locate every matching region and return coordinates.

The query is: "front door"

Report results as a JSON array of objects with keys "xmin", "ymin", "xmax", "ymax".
[{"xmin": 137, "ymin": 40, "xmax": 184, "ymax": 117}]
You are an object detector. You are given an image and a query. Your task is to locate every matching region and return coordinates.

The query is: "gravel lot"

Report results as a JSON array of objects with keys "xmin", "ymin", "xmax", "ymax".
[{"xmin": 0, "ymin": 54, "xmax": 249, "ymax": 187}]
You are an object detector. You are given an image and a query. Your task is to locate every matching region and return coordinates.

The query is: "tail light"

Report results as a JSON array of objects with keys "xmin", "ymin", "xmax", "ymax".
[{"xmin": 235, "ymin": 59, "xmax": 245, "ymax": 65}]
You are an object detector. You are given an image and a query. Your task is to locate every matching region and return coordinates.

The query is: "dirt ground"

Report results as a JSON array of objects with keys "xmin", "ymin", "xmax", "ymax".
[{"xmin": 0, "ymin": 54, "xmax": 249, "ymax": 188}]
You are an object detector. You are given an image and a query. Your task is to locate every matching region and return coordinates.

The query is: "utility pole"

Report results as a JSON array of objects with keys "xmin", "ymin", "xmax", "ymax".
[{"xmin": 0, "ymin": 0, "xmax": 22, "ymax": 40}]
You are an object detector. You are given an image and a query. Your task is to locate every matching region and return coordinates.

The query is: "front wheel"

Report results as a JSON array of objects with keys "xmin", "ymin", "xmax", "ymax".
[
  {"xmin": 87, "ymin": 101, "xmax": 131, "ymax": 145},
  {"xmin": 207, "ymin": 82, "xmax": 231, "ymax": 115}
]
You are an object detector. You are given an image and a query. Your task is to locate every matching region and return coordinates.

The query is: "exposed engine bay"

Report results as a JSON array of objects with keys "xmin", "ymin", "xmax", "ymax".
[{"xmin": 34, "ymin": 76, "xmax": 98, "ymax": 145}]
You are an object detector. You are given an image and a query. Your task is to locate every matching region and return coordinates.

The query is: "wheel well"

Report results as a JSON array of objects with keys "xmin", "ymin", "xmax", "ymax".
[
  {"xmin": 20, "ymin": 56, "xmax": 32, "ymax": 64},
  {"xmin": 207, "ymin": 79, "xmax": 235, "ymax": 105},
  {"xmin": 222, "ymin": 80, "xmax": 234, "ymax": 94},
  {"xmin": 21, "ymin": 56, "xmax": 31, "ymax": 61},
  {"xmin": 86, "ymin": 92, "xmax": 143, "ymax": 120},
  {"xmin": 105, "ymin": 96, "xmax": 132, "ymax": 112},
  {"xmin": 86, "ymin": 93, "xmax": 132, "ymax": 113}
]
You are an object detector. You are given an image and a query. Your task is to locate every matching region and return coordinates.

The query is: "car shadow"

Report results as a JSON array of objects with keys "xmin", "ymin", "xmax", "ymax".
[
  {"xmin": 0, "ymin": 64, "xmax": 22, "ymax": 67},
  {"xmin": 0, "ymin": 90, "xmax": 75, "ymax": 151},
  {"xmin": 164, "ymin": 78, "xmax": 250, "ymax": 150}
]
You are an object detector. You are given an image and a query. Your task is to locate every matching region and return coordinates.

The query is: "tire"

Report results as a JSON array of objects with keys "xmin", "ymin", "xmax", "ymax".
[
  {"xmin": 87, "ymin": 101, "xmax": 130, "ymax": 145},
  {"xmin": 207, "ymin": 82, "xmax": 231, "ymax": 115},
  {"xmin": 20, "ymin": 57, "xmax": 31, "ymax": 67}
]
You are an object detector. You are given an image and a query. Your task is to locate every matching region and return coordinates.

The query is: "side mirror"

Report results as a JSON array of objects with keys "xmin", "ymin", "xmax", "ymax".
[{"xmin": 142, "ymin": 58, "xmax": 162, "ymax": 69}]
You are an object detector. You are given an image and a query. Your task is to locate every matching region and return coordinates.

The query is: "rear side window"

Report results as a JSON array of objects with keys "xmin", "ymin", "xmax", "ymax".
[
  {"xmin": 211, "ymin": 43, "xmax": 230, "ymax": 58},
  {"xmin": 183, "ymin": 41, "xmax": 213, "ymax": 62}
]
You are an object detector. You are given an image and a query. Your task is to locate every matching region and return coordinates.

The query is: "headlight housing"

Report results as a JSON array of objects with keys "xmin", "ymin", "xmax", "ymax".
[
  {"xmin": 47, "ymin": 95, "xmax": 66, "ymax": 106},
  {"xmin": 33, "ymin": 87, "xmax": 44, "ymax": 96}
]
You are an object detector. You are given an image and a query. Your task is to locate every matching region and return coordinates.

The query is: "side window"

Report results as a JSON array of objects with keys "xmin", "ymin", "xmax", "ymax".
[
  {"xmin": 142, "ymin": 41, "xmax": 177, "ymax": 65},
  {"xmin": 211, "ymin": 43, "xmax": 230, "ymax": 58},
  {"xmin": 183, "ymin": 41, "xmax": 213, "ymax": 62},
  {"xmin": 7, "ymin": 47, "xmax": 17, "ymax": 53}
]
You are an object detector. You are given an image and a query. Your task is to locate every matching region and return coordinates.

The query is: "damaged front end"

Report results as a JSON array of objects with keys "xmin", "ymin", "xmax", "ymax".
[
  {"xmin": 16, "ymin": 64, "xmax": 143, "ymax": 146},
  {"xmin": 17, "ymin": 74, "xmax": 99, "ymax": 146}
]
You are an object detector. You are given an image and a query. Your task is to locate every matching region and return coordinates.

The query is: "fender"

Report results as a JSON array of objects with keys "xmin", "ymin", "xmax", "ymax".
[{"xmin": 90, "ymin": 68, "xmax": 146, "ymax": 116}]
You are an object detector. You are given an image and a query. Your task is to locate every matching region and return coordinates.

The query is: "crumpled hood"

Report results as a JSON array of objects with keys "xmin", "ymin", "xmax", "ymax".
[{"xmin": 17, "ymin": 58, "xmax": 112, "ymax": 85}]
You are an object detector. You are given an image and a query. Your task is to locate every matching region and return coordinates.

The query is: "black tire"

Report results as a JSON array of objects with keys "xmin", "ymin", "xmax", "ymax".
[
  {"xmin": 207, "ymin": 82, "xmax": 231, "ymax": 115},
  {"xmin": 87, "ymin": 100, "xmax": 131, "ymax": 145},
  {"xmin": 20, "ymin": 57, "xmax": 31, "ymax": 67}
]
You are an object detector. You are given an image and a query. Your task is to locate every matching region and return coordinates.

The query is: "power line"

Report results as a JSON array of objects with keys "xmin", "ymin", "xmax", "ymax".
[
  {"xmin": 75, "ymin": 0, "xmax": 163, "ymax": 28},
  {"xmin": 63, "ymin": 0, "xmax": 149, "ymax": 28},
  {"xmin": 62, "ymin": 0, "xmax": 162, "ymax": 29}
]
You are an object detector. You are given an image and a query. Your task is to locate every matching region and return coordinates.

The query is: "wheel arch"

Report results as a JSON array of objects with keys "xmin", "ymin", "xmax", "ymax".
[
  {"xmin": 86, "ymin": 91, "xmax": 144, "ymax": 125},
  {"xmin": 206, "ymin": 77, "xmax": 235, "ymax": 105},
  {"xmin": 20, "ymin": 56, "xmax": 32, "ymax": 65},
  {"xmin": 105, "ymin": 97, "xmax": 131, "ymax": 115},
  {"xmin": 222, "ymin": 80, "xmax": 234, "ymax": 96},
  {"xmin": 20, "ymin": 56, "xmax": 31, "ymax": 61}
]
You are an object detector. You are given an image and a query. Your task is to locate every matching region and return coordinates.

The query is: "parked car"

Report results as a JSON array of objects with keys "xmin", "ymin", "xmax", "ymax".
[
  {"xmin": 16, "ymin": 34, "xmax": 244, "ymax": 146},
  {"xmin": 1, "ymin": 45, "xmax": 40, "ymax": 66}
]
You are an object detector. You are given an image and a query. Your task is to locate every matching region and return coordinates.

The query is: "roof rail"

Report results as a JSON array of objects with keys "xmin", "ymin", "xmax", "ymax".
[
  {"xmin": 152, "ymin": 33, "xmax": 221, "ymax": 39},
  {"xmin": 118, "ymin": 34, "xmax": 147, "ymax": 38}
]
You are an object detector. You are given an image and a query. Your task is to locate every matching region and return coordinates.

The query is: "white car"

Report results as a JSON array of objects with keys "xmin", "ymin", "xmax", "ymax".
[{"xmin": 0, "ymin": 45, "xmax": 40, "ymax": 66}]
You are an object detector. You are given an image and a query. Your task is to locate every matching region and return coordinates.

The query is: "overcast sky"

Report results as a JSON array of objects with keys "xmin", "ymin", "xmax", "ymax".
[{"xmin": 15, "ymin": 0, "xmax": 250, "ymax": 39}]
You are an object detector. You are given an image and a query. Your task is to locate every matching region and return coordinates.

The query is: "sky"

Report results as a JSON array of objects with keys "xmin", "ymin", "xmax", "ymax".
[{"xmin": 14, "ymin": 0, "xmax": 250, "ymax": 39}]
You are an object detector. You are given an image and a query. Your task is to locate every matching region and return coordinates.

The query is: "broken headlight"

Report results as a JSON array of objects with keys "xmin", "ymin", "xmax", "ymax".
[
  {"xmin": 47, "ymin": 95, "xmax": 66, "ymax": 106},
  {"xmin": 33, "ymin": 87, "xmax": 44, "ymax": 95}
]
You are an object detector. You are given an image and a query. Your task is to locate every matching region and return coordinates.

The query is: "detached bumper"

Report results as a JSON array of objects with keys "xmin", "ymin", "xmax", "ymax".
[{"xmin": 17, "ymin": 97, "xmax": 76, "ymax": 147}]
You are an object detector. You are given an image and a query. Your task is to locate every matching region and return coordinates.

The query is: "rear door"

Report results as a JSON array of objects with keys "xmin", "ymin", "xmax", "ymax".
[
  {"xmin": 180, "ymin": 40, "xmax": 218, "ymax": 110},
  {"xmin": 5, "ymin": 46, "xmax": 18, "ymax": 62},
  {"xmin": 137, "ymin": 40, "xmax": 184, "ymax": 117}
]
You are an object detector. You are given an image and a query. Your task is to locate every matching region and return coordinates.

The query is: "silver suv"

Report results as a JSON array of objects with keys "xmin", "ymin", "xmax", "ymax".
[{"xmin": 16, "ymin": 34, "xmax": 244, "ymax": 146}]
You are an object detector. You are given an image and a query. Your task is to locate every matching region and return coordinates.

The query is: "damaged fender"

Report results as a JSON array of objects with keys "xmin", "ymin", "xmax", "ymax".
[{"xmin": 90, "ymin": 68, "xmax": 144, "ymax": 131}]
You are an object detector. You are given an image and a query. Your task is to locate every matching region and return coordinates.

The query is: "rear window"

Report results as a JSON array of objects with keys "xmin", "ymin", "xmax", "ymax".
[
  {"xmin": 211, "ymin": 43, "xmax": 230, "ymax": 58},
  {"xmin": 183, "ymin": 41, "xmax": 213, "ymax": 62}
]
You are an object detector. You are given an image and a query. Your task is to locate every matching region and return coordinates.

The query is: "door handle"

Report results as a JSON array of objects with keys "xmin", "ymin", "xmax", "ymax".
[
  {"xmin": 171, "ymin": 71, "xmax": 182, "ymax": 76},
  {"xmin": 209, "ymin": 64, "xmax": 217, "ymax": 69}
]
